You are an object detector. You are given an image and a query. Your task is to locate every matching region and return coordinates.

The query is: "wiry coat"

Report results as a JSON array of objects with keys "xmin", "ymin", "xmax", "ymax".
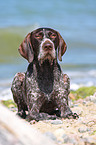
[{"xmin": 11, "ymin": 28, "xmax": 78, "ymax": 121}]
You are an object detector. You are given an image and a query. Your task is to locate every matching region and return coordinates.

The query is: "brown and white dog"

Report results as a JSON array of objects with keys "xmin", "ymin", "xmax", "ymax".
[{"xmin": 11, "ymin": 28, "xmax": 78, "ymax": 121}]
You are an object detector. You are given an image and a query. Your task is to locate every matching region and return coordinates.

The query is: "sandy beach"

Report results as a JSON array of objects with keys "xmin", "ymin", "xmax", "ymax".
[{"xmin": 0, "ymin": 89, "xmax": 96, "ymax": 145}]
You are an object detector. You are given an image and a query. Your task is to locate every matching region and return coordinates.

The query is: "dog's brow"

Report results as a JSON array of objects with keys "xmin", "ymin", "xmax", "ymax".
[{"xmin": 43, "ymin": 29, "xmax": 46, "ymax": 38}]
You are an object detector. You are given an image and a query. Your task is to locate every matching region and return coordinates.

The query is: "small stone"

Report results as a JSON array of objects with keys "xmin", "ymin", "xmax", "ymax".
[
  {"xmin": 88, "ymin": 121, "xmax": 95, "ymax": 127},
  {"xmin": 74, "ymin": 104, "xmax": 79, "ymax": 107},
  {"xmin": 9, "ymin": 107, "xmax": 17, "ymax": 112},
  {"xmin": 54, "ymin": 128, "xmax": 65, "ymax": 142},
  {"xmin": 51, "ymin": 119, "xmax": 63, "ymax": 125},
  {"xmin": 83, "ymin": 137, "xmax": 96, "ymax": 144},
  {"xmin": 44, "ymin": 132, "xmax": 57, "ymax": 141},
  {"xmin": 78, "ymin": 117, "xmax": 83, "ymax": 122},
  {"xmin": 69, "ymin": 93, "xmax": 75, "ymax": 100},
  {"xmin": 62, "ymin": 134, "xmax": 77, "ymax": 144},
  {"xmin": 83, "ymin": 101, "xmax": 86, "ymax": 105},
  {"xmin": 78, "ymin": 127, "xmax": 90, "ymax": 133},
  {"xmin": 54, "ymin": 128, "xmax": 65, "ymax": 136},
  {"xmin": 89, "ymin": 95, "xmax": 96, "ymax": 103}
]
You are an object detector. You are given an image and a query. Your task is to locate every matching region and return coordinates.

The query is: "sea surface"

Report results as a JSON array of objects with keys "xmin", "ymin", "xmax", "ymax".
[{"xmin": 0, "ymin": 0, "xmax": 96, "ymax": 100}]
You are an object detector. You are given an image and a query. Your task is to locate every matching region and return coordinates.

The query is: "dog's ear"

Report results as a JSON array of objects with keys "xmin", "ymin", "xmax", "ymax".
[
  {"xmin": 18, "ymin": 33, "xmax": 34, "ymax": 63},
  {"xmin": 57, "ymin": 32, "xmax": 67, "ymax": 61}
]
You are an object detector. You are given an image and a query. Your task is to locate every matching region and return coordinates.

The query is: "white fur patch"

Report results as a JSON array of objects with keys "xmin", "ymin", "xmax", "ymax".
[{"xmin": 38, "ymin": 38, "xmax": 56, "ymax": 63}]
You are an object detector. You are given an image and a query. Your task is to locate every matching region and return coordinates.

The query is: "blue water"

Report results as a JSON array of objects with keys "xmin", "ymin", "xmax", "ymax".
[
  {"xmin": 1, "ymin": 0, "xmax": 96, "ymax": 62},
  {"xmin": 0, "ymin": 0, "xmax": 96, "ymax": 99}
]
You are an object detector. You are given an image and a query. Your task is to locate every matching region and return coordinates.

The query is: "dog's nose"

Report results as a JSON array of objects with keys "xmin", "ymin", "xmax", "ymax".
[{"xmin": 43, "ymin": 42, "xmax": 53, "ymax": 50}]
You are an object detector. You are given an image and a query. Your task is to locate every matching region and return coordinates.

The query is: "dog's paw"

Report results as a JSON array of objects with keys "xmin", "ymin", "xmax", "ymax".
[
  {"xmin": 17, "ymin": 110, "xmax": 26, "ymax": 119},
  {"xmin": 62, "ymin": 112, "xmax": 79, "ymax": 119},
  {"xmin": 72, "ymin": 113, "xmax": 79, "ymax": 119}
]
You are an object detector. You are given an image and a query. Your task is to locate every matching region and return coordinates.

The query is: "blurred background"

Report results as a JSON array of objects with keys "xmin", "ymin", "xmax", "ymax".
[{"xmin": 0, "ymin": 0, "xmax": 96, "ymax": 100}]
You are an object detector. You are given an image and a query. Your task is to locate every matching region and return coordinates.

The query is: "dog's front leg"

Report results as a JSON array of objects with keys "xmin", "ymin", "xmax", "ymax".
[
  {"xmin": 27, "ymin": 94, "xmax": 56, "ymax": 121},
  {"xmin": 55, "ymin": 74, "xmax": 79, "ymax": 119},
  {"xmin": 56, "ymin": 95, "xmax": 79, "ymax": 119}
]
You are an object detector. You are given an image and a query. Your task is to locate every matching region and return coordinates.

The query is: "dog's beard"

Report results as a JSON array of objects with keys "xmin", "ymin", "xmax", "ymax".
[
  {"xmin": 38, "ymin": 38, "xmax": 56, "ymax": 66},
  {"xmin": 38, "ymin": 53, "xmax": 55, "ymax": 65}
]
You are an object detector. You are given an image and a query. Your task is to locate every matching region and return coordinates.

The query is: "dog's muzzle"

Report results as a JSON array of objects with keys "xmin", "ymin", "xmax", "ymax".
[
  {"xmin": 42, "ymin": 40, "xmax": 53, "ymax": 51},
  {"xmin": 38, "ymin": 38, "xmax": 56, "ymax": 64}
]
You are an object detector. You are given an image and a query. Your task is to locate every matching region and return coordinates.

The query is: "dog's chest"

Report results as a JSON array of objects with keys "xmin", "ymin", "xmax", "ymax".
[
  {"xmin": 26, "ymin": 62, "xmax": 61, "ymax": 95},
  {"xmin": 37, "ymin": 67, "xmax": 54, "ymax": 94}
]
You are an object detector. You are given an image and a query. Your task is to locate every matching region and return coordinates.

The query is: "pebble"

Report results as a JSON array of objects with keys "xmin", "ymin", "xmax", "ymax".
[
  {"xmin": 44, "ymin": 132, "xmax": 57, "ymax": 141},
  {"xmin": 54, "ymin": 128, "xmax": 65, "ymax": 136},
  {"xmin": 51, "ymin": 119, "xmax": 63, "ymax": 125},
  {"xmin": 83, "ymin": 101, "xmax": 86, "ymax": 105},
  {"xmin": 74, "ymin": 104, "xmax": 79, "ymax": 107},
  {"xmin": 78, "ymin": 127, "xmax": 90, "ymax": 133},
  {"xmin": 83, "ymin": 137, "xmax": 96, "ymax": 144},
  {"xmin": 54, "ymin": 128, "xmax": 66, "ymax": 142},
  {"xmin": 88, "ymin": 121, "xmax": 95, "ymax": 127},
  {"xmin": 9, "ymin": 107, "xmax": 17, "ymax": 112},
  {"xmin": 89, "ymin": 95, "xmax": 96, "ymax": 103},
  {"xmin": 62, "ymin": 134, "xmax": 77, "ymax": 144}
]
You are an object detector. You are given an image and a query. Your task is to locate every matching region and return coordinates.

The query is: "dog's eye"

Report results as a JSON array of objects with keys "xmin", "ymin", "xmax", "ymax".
[
  {"xmin": 50, "ymin": 34, "xmax": 56, "ymax": 39},
  {"xmin": 35, "ymin": 35, "xmax": 40, "ymax": 38},
  {"xmin": 35, "ymin": 33, "xmax": 43, "ymax": 39}
]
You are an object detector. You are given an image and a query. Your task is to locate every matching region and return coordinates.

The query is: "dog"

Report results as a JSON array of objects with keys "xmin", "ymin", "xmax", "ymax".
[{"xmin": 11, "ymin": 27, "xmax": 78, "ymax": 121}]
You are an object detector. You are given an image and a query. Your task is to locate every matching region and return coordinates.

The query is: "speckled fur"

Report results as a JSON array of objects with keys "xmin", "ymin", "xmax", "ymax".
[{"xmin": 11, "ymin": 28, "xmax": 78, "ymax": 121}]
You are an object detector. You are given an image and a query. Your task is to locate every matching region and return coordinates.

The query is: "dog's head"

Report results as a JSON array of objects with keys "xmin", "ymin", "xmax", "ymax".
[{"xmin": 19, "ymin": 28, "xmax": 67, "ymax": 63}]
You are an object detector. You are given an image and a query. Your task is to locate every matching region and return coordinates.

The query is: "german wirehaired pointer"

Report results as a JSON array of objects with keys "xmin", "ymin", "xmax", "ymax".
[{"xmin": 11, "ymin": 28, "xmax": 78, "ymax": 121}]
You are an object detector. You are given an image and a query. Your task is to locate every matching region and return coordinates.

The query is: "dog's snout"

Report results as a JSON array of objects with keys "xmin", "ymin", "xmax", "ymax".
[{"xmin": 43, "ymin": 41, "xmax": 53, "ymax": 51}]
